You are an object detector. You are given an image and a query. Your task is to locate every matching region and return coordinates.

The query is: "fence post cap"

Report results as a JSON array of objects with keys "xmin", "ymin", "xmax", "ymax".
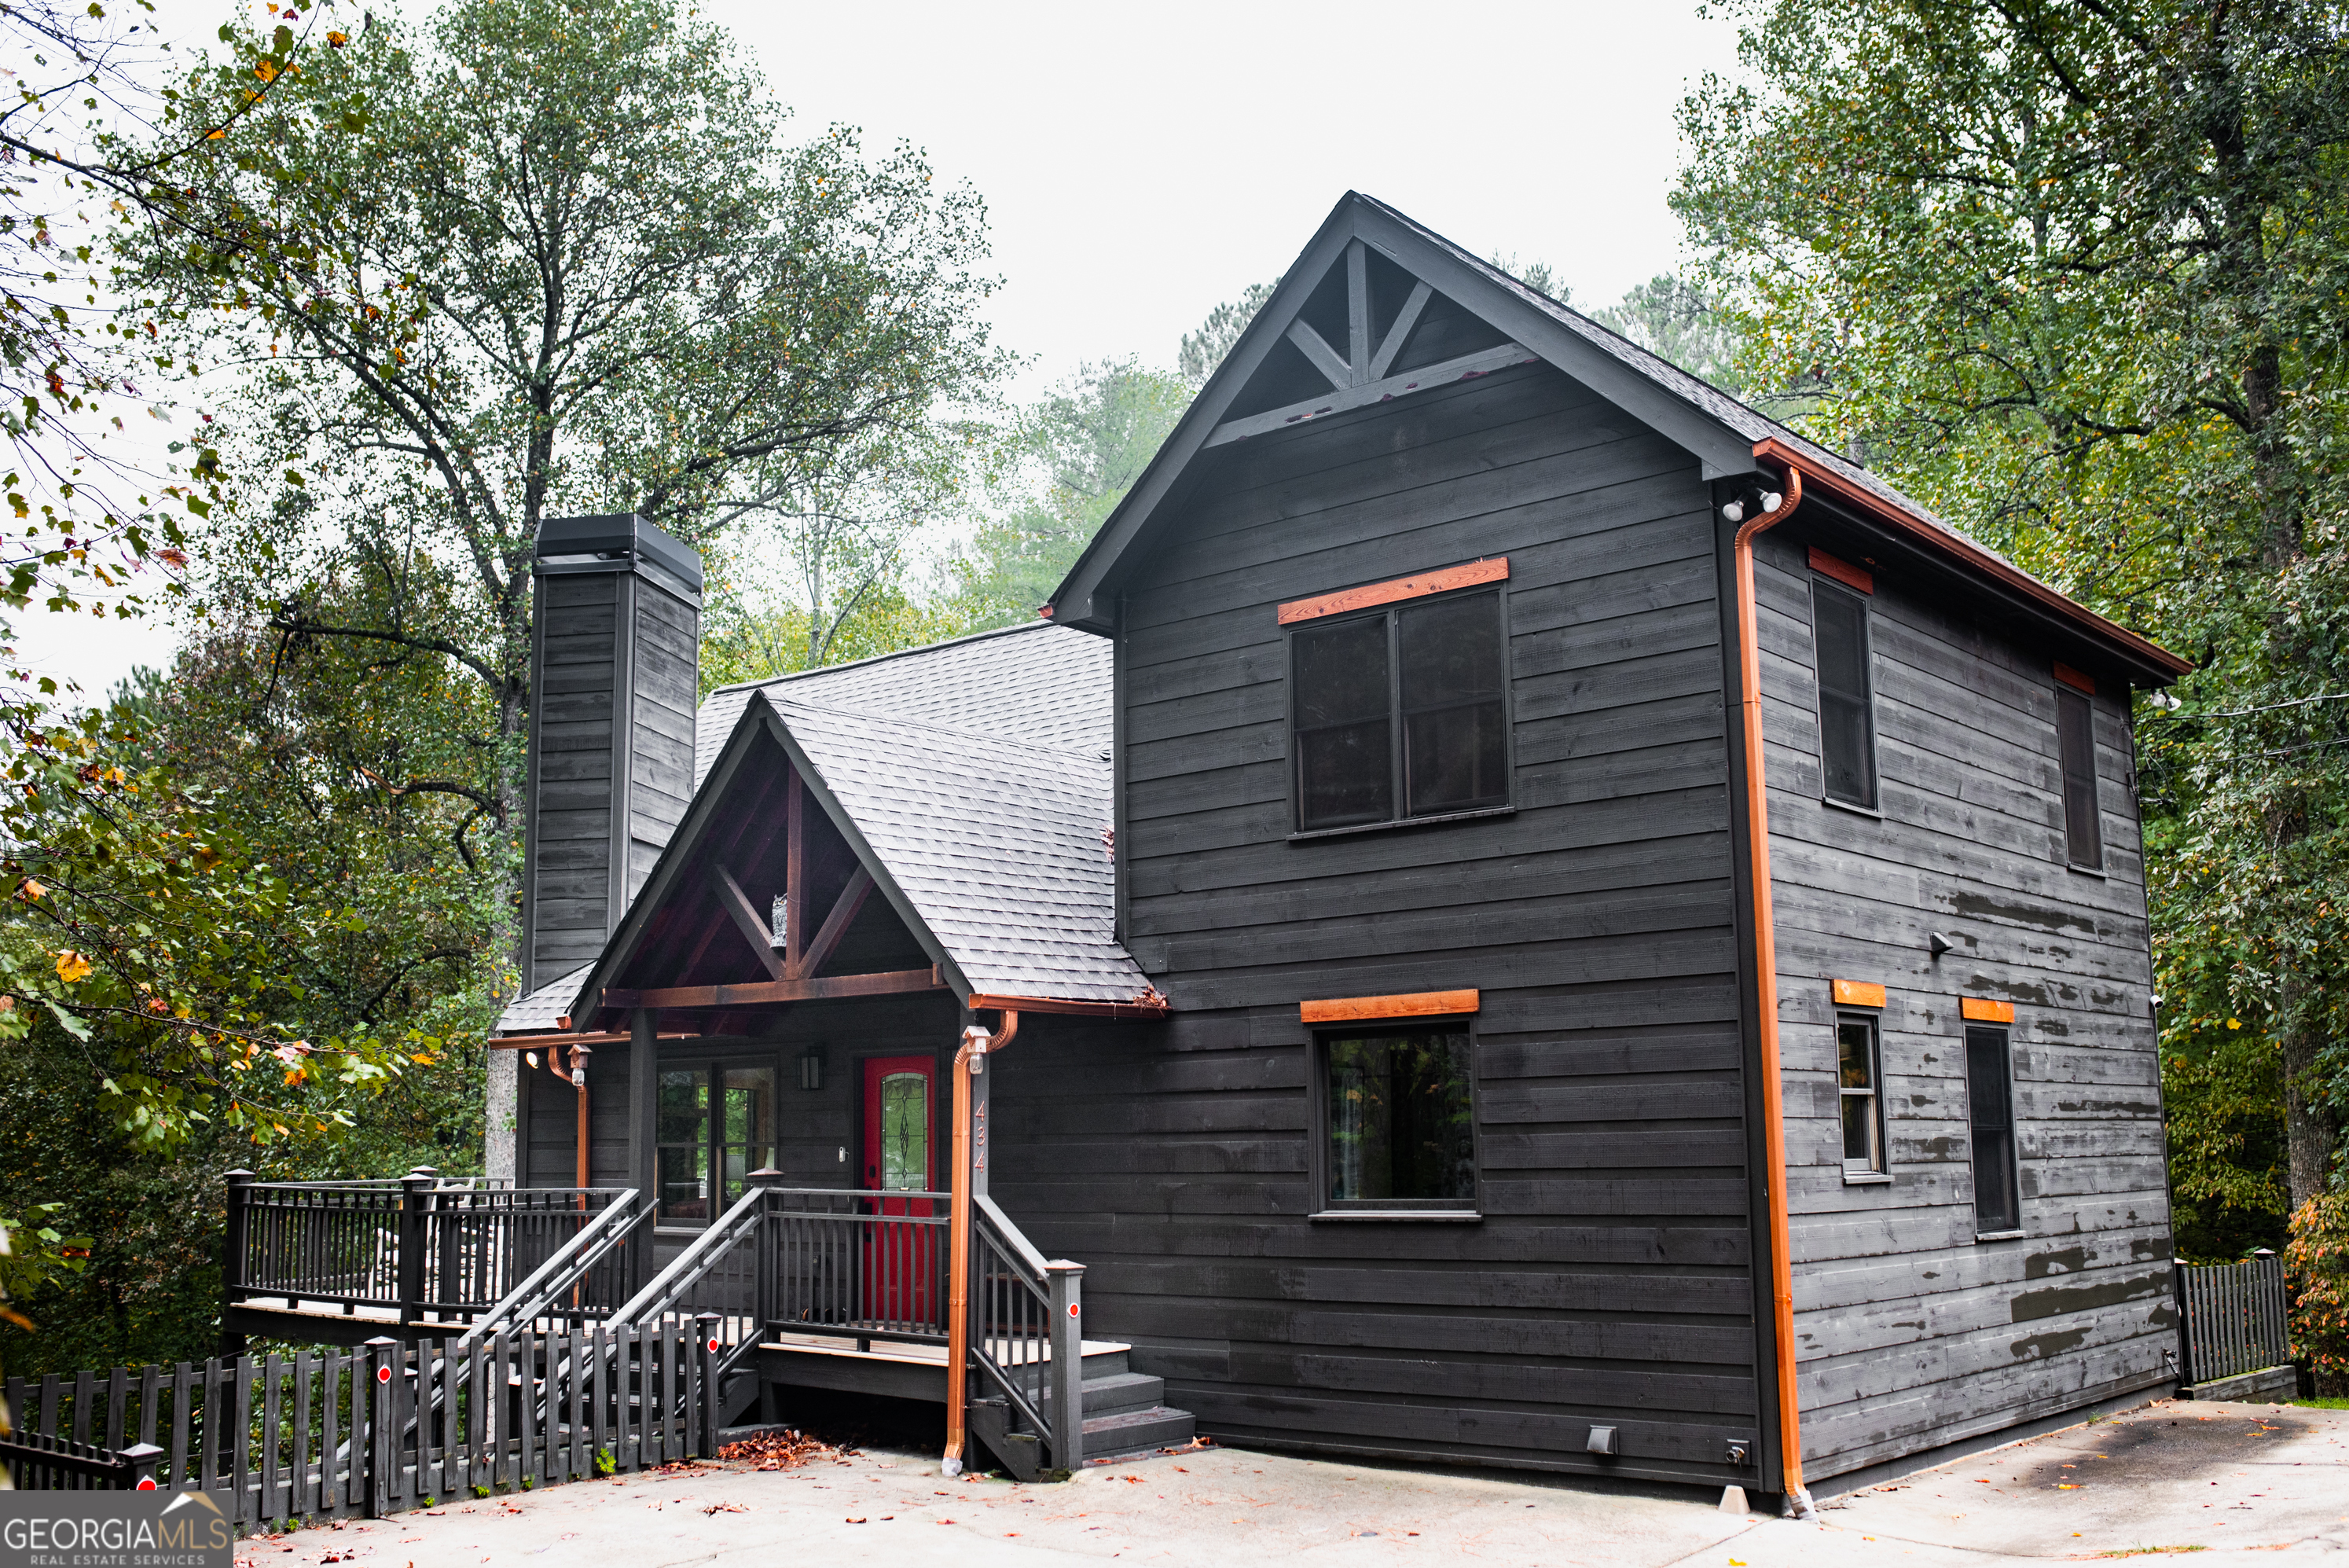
[
  {"xmin": 692, "ymin": 1309, "xmax": 722, "ymax": 1324},
  {"xmin": 2252, "ymin": 1247, "xmax": 2277, "ymax": 1257},
  {"xmin": 223, "ymin": 1168, "xmax": 256, "ymax": 1182},
  {"xmin": 1042, "ymin": 1259, "xmax": 1085, "ymax": 1275},
  {"xmin": 362, "ymin": 1335, "xmax": 401, "ymax": 1347},
  {"xmin": 118, "ymin": 1442, "xmax": 166, "ymax": 1460},
  {"xmin": 747, "ymin": 1166, "xmax": 785, "ymax": 1188}
]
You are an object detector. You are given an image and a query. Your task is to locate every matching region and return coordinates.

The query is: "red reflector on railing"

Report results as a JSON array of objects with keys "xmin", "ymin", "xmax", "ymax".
[
  {"xmin": 135, "ymin": 1478, "xmax": 156, "ymax": 1490},
  {"xmin": 707, "ymin": 1338, "xmax": 719, "ymax": 1354},
  {"xmin": 377, "ymin": 1365, "xmax": 392, "ymax": 1383},
  {"xmin": 1068, "ymin": 1304, "xmax": 1079, "ymax": 1318}
]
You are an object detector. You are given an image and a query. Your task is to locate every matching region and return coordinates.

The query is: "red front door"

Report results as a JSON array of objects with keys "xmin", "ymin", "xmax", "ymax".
[{"xmin": 861, "ymin": 1055, "xmax": 938, "ymax": 1327}]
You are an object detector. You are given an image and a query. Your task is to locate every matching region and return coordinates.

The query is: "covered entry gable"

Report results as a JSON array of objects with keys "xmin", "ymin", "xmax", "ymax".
[{"xmin": 527, "ymin": 622, "xmax": 1157, "ymax": 1035}]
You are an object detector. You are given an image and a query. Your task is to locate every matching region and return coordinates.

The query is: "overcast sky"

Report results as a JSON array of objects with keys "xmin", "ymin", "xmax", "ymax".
[{"xmin": 12, "ymin": 0, "xmax": 1745, "ymax": 700}]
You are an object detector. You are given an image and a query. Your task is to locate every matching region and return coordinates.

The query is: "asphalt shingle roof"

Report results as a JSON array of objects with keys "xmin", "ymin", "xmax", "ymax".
[{"xmin": 497, "ymin": 621, "xmax": 1139, "ymax": 1034}]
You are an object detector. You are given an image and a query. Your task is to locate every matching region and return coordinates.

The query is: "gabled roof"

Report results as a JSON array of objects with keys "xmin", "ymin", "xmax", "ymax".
[
  {"xmin": 1047, "ymin": 192, "xmax": 2188, "ymax": 684},
  {"xmin": 496, "ymin": 622, "xmax": 1143, "ymax": 1034}
]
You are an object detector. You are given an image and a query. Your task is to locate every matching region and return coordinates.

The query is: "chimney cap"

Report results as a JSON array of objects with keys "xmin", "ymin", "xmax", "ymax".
[{"xmin": 534, "ymin": 512, "xmax": 703, "ymax": 593}]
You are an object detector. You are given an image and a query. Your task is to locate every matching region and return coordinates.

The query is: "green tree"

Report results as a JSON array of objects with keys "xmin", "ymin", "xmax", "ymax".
[
  {"xmin": 134, "ymin": 0, "xmax": 1005, "ymax": 828},
  {"xmin": 1675, "ymin": 0, "xmax": 2349, "ymax": 1246},
  {"xmin": 951, "ymin": 358, "xmax": 1191, "ymax": 626},
  {"xmin": 1178, "ymin": 281, "xmax": 1278, "ymax": 387}
]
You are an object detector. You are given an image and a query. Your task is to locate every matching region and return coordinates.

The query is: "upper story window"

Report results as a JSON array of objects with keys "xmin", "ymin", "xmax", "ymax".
[
  {"xmin": 1811, "ymin": 578, "xmax": 1878, "ymax": 809},
  {"xmin": 2054, "ymin": 676, "xmax": 2103, "ymax": 870},
  {"xmin": 1291, "ymin": 588, "xmax": 1508, "ymax": 833}
]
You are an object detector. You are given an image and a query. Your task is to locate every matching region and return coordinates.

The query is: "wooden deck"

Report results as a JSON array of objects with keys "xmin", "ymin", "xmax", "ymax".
[{"xmin": 754, "ymin": 1330, "xmax": 1132, "ymax": 1405}]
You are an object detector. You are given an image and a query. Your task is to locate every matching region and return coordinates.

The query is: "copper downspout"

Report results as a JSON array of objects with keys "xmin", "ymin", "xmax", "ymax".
[
  {"xmin": 943, "ymin": 1008, "xmax": 1019, "ymax": 1475},
  {"xmin": 1733, "ymin": 459, "xmax": 1813, "ymax": 1515},
  {"xmin": 538, "ymin": 1045, "xmax": 592, "ymax": 1192}
]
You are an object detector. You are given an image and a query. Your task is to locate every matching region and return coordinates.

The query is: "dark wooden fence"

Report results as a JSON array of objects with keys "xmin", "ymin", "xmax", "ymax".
[
  {"xmin": 2176, "ymin": 1250, "xmax": 2291, "ymax": 1384},
  {"xmin": 1, "ymin": 1315, "xmax": 719, "ymax": 1527}
]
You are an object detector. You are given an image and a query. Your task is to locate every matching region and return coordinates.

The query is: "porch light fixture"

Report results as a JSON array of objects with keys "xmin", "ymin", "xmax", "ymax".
[
  {"xmin": 796, "ymin": 1045, "xmax": 825, "ymax": 1092},
  {"xmin": 1719, "ymin": 488, "xmax": 1783, "ymax": 525}
]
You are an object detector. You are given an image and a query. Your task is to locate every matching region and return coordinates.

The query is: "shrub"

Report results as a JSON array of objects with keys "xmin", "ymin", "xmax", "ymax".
[{"xmin": 2285, "ymin": 1193, "xmax": 2349, "ymax": 1397}]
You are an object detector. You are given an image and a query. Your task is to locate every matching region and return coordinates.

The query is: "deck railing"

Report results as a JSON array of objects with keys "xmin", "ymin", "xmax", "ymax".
[
  {"xmin": 0, "ymin": 1320, "xmax": 716, "ymax": 1527},
  {"xmin": 2176, "ymin": 1249, "xmax": 2291, "ymax": 1386},
  {"xmin": 616, "ymin": 1178, "xmax": 1085, "ymax": 1467},
  {"xmin": 225, "ymin": 1170, "xmax": 642, "ymax": 1331}
]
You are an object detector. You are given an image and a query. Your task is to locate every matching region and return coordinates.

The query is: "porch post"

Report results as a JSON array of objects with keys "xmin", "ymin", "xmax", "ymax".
[{"xmin": 628, "ymin": 1008, "xmax": 658, "ymax": 1202}]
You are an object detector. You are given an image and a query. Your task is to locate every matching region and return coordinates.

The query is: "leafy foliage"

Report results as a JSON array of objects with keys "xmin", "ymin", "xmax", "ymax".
[
  {"xmin": 2286, "ymin": 1192, "xmax": 2349, "ymax": 1397},
  {"xmin": 1675, "ymin": 0, "xmax": 2349, "ymax": 1215}
]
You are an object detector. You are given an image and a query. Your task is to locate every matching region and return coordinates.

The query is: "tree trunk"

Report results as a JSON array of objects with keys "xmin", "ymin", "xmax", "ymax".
[{"xmin": 2279, "ymin": 1022, "xmax": 2341, "ymax": 1213}]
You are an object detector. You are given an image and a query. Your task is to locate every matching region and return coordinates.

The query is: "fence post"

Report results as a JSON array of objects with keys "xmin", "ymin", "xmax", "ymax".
[
  {"xmin": 363, "ymin": 1337, "xmax": 398, "ymax": 1518},
  {"xmin": 1044, "ymin": 1261, "xmax": 1085, "ymax": 1472},
  {"xmin": 221, "ymin": 1170, "xmax": 255, "ymax": 1359},
  {"xmin": 119, "ymin": 1441, "xmax": 163, "ymax": 1491},
  {"xmin": 398, "ymin": 1170, "xmax": 435, "ymax": 1332},
  {"xmin": 693, "ymin": 1312, "xmax": 722, "ymax": 1457}
]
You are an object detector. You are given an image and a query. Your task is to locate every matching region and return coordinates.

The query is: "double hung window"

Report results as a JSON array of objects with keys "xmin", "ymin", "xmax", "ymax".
[
  {"xmin": 1837, "ymin": 1013, "xmax": 1887, "ymax": 1177},
  {"xmin": 656, "ymin": 1064, "xmax": 776, "ymax": 1225},
  {"xmin": 1291, "ymin": 589, "xmax": 1508, "ymax": 833},
  {"xmin": 2055, "ymin": 687, "xmax": 2103, "ymax": 869},
  {"xmin": 1964, "ymin": 1026, "xmax": 2021, "ymax": 1235},
  {"xmin": 1317, "ymin": 1027, "xmax": 1478, "ymax": 1212},
  {"xmin": 1811, "ymin": 581, "xmax": 1878, "ymax": 809}
]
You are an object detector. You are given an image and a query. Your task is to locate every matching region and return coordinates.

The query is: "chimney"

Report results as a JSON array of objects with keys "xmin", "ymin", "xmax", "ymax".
[{"xmin": 520, "ymin": 513, "xmax": 703, "ymax": 997}]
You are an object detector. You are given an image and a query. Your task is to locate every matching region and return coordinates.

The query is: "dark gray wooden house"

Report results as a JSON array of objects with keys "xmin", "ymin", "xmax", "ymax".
[{"xmin": 491, "ymin": 193, "xmax": 2192, "ymax": 1504}]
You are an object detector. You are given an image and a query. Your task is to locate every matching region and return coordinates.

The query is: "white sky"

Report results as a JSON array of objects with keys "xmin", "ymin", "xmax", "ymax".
[{"xmin": 11, "ymin": 0, "xmax": 1745, "ymax": 701}]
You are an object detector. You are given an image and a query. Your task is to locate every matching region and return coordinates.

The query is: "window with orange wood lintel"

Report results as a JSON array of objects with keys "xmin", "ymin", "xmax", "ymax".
[
  {"xmin": 1301, "ymin": 989, "xmax": 1480, "ymax": 1024},
  {"xmin": 1808, "ymin": 546, "xmax": 1874, "ymax": 595},
  {"xmin": 1277, "ymin": 559, "xmax": 1508, "ymax": 626},
  {"xmin": 2053, "ymin": 661, "xmax": 2096, "ymax": 695},
  {"xmin": 1830, "ymin": 979, "xmax": 1886, "ymax": 1008},
  {"xmin": 1961, "ymin": 997, "xmax": 2016, "ymax": 1023}
]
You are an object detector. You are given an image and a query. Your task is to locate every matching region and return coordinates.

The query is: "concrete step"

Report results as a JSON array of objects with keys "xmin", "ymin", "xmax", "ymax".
[
  {"xmin": 1081, "ymin": 1371, "xmax": 1165, "ymax": 1419},
  {"xmin": 1081, "ymin": 1404, "xmax": 1195, "ymax": 1456}
]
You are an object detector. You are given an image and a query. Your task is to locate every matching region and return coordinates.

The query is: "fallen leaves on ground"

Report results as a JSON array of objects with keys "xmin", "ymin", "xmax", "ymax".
[{"xmin": 718, "ymin": 1428, "xmax": 857, "ymax": 1471}]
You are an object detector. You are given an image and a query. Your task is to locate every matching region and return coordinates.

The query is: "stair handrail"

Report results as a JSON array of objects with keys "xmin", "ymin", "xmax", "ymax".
[
  {"xmin": 611, "ymin": 1184, "xmax": 766, "ymax": 1326},
  {"xmin": 457, "ymin": 1187, "xmax": 644, "ymax": 1348},
  {"xmin": 967, "ymin": 1194, "xmax": 1085, "ymax": 1469}
]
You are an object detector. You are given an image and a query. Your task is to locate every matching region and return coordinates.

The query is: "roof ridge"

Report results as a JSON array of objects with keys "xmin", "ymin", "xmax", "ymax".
[
  {"xmin": 758, "ymin": 689, "xmax": 1111, "ymax": 768},
  {"xmin": 703, "ymin": 618, "xmax": 1059, "ymax": 700}
]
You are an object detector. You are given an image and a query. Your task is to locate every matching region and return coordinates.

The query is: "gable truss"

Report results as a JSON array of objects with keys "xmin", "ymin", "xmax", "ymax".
[{"xmin": 1206, "ymin": 238, "xmax": 1535, "ymax": 449}]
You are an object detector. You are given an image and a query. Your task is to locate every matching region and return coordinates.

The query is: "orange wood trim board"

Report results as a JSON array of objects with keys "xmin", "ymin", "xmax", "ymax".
[
  {"xmin": 1277, "ymin": 559, "xmax": 1508, "ymax": 626},
  {"xmin": 1301, "ymin": 989, "xmax": 1481, "ymax": 1024},
  {"xmin": 2053, "ymin": 662, "xmax": 2096, "ymax": 695},
  {"xmin": 965, "ymin": 993, "xmax": 1171, "ymax": 1019},
  {"xmin": 1830, "ymin": 979, "xmax": 1887, "ymax": 1008},
  {"xmin": 1808, "ymin": 546, "xmax": 1874, "ymax": 595},
  {"xmin": 1961, "ymin": 997, "xmax": 2017, "ymax": 1023}
]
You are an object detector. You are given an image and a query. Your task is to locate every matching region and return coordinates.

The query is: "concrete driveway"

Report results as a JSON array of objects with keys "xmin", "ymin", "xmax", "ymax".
[{"xmin": 233, "ymin": 1397, "xmax": 2348, "ymax": 1567}]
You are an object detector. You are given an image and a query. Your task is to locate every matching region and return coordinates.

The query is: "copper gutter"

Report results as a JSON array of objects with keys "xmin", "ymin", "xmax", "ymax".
[
  {"xmin": 1733, "ymin": 459, "xmax": 1814, "ymax": 1516},
  {"xmin": 943, "ymin": 1008, "xmax": 1019, "ymax": 1474}
]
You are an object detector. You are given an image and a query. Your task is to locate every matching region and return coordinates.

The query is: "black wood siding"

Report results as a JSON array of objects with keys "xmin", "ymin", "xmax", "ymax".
[
  {"xmin": 1749, "ymin": 523, "xmax": 2171, "ymax": 1482},
  {"xmin": 996, "ymin": 362, "xmax": 1760, "ymax": 1486}
]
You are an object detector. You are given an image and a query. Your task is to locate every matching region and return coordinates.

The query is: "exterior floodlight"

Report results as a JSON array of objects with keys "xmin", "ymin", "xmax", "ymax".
[
  {"xmin": 1721, "ymin": 499, "xmax": 1745, "ymax": 523},
  {"xmin": 1760, "ymin": 490, "xmax": 1784, "ymax": 513}
]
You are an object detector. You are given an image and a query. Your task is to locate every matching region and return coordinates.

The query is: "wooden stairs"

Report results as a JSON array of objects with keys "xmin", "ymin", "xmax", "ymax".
[{"xmin": 741, "ymin": 1331, "xmax": 1195, "ymax": 1474}]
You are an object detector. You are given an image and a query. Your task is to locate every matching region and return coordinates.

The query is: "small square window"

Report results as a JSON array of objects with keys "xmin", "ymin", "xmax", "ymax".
[
  {"xmin": 1837, "ymin": 1014, "xmax": 1886, "ymax": 1177},
  {"xmin": 1319, "ymin": 1027, "xmax": 1478, "ymax": 1210},
  {"xmin": 1291, "ymin": 589, "xmax": 1509, "ymax": 832}
]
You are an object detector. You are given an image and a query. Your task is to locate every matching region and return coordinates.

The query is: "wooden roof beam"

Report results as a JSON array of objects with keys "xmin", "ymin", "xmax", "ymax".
[
  {"xmin": 601, "ymin": 964, "xmax": 944, "ymax": 1011},
  {"xmin": 795, "ymin": 865, "xmax": 874, "ymax": 980},
  {"xmin": 1206, "ymin": 342, "xmax": 1536, "ymax": 450},
  {"xmin": 709, "ymin": 863, "xmax": 785, "ymax": 982}
]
